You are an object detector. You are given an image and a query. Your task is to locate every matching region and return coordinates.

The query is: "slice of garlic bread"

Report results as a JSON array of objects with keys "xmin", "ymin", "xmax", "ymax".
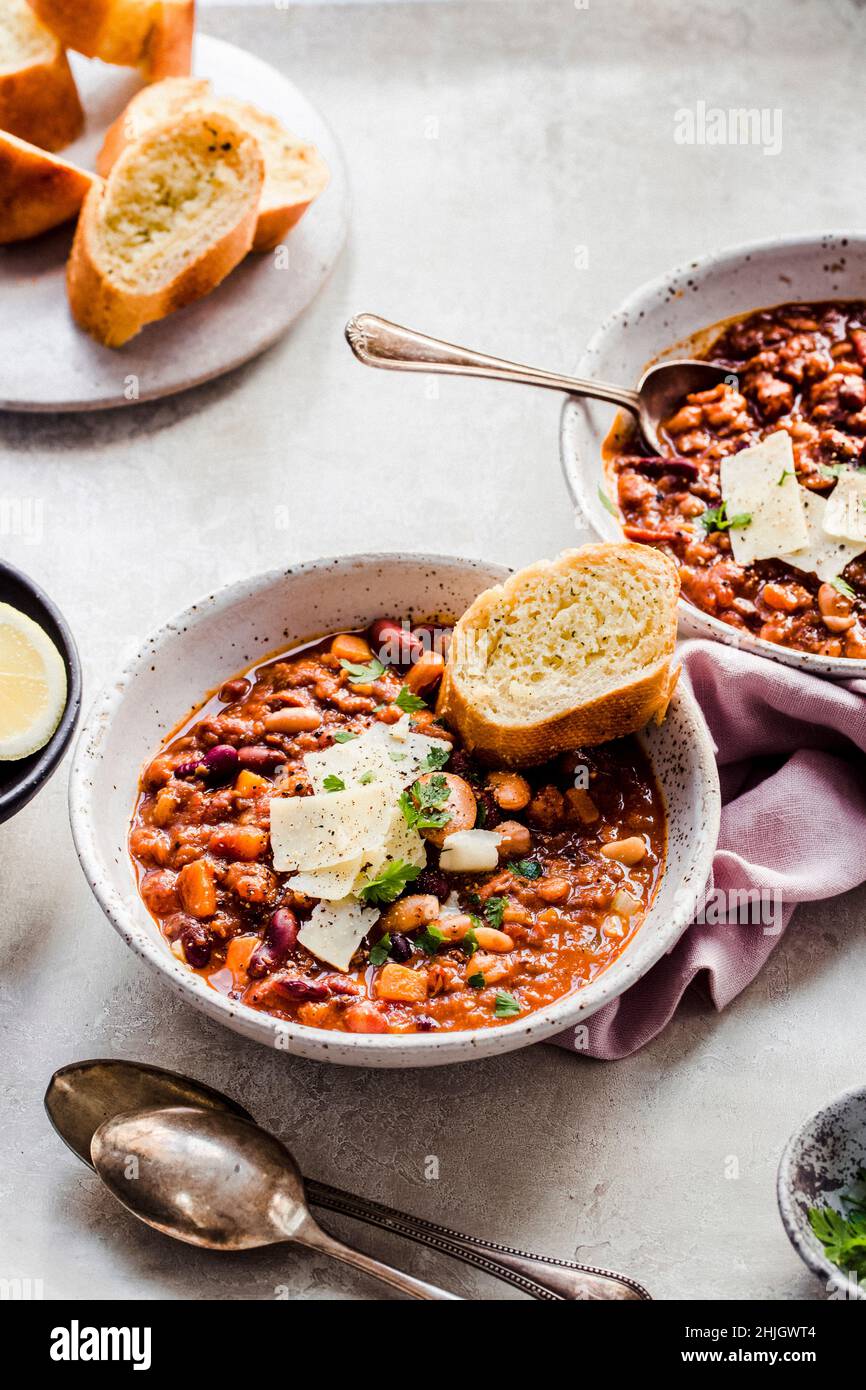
[
  {"xmin": 0, "ymin": 0, "xmax": 83, "ymax": 151},
  {"xmin": 0, "ymin": 129, "xmax": 95, "ymax": 242},
  {"xmin": 67, "ymin": 108, "xmax": 264, "ymax": 346},
  {"xmin": 98, "ymin": 78, "xmax": 330, "ymax": 250},
  {"xmin": 437, "ymin": 544, "xmax": 681, "ymax": 766},
  {"xmin": 28, "ymin": 0, "xmax": 194, "ymax": 79}
]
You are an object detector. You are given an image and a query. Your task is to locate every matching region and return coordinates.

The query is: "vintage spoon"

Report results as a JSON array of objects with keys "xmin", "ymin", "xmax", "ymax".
[
  {"xmin": 91, "ymin": 1105, "xmax": 460, "ymax": 1301},
  {"xmin": 46, "ymin": 1060, "xmax": 651, "ymax": 1300},
  {"xmin": 345, "ymin": 312, "xmax": 730, "ymax": 455}
]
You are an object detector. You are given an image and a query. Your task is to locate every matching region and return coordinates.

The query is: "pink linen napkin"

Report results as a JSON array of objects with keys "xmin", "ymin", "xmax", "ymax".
[{"xmin": 553, "ymin": 639, "xmax": 866, "ymax": 1060}]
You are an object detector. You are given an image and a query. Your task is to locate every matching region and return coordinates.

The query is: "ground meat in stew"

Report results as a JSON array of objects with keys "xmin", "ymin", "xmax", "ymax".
[
  {"xmin": 129, "ymin": 624, "xmax": 666, "ymax": 1034},
  {"xmin": 606, "ymin": 301, "xmax": 866, "ymax": 657}
]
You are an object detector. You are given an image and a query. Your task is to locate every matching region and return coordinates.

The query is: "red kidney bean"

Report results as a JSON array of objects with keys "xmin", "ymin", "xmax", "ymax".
[
  {"xmin": 175, "ymin": 757, "xmax": 205, "ymax": 779},
  {"xmin": 202, "ymin": 745, "xmax": 239, "ymax": 781},
  {"xmin": 413, "ymin": 867, "xmax": 452, "ymax": 902},
  {"xmin": 237, "ymin": 745, "xmax": 286, "ymax": 774},
  {"xmin": 218, "ymin": 677, "xmax": 251, "ymax": 703},
  {"xmin": 181, "ymin": 922, "xmax": 213, "ymax": 968},
  {"xmin": 369, "ymin": 618, "xmax": 424, "ymax": 664},
  {"xmin": 272, "ymin": 974, "xmax": 330, "ymax": 1002},
  {"xmin": 389, "ymin": 932, "xmax": 413, "ymax": 962},
  {"xmin": 616, "ymin": 455, "xmax": 700, "ymax": 479},
  {"xmin": 248, "ymin": 908, "xmax": 299, "ymax": 978}
]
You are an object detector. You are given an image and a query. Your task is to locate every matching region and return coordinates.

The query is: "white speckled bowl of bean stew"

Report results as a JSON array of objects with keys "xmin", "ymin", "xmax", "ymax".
[
  {"xmin": 562, "ymin": 231, "xmax": 866, "ymax": 677},
  {"xmin": 69, "ymin": 554, "xmax": 719, "ymax": 1068}
]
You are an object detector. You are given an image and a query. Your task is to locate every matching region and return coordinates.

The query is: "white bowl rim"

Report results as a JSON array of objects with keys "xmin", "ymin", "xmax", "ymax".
[
  {"xmin": 776, "ymin": 1080, "xmax": 866, "ymax": 1301},
  {"xmin": 559, "ymin": 228, "xmax": 866, "ymax": 679},
  {"xmin": 69, "ymin": 551, "xmax": 721, "ymax": 1065}
]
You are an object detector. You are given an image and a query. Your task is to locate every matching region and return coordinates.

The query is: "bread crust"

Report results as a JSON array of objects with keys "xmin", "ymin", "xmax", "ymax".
[
  {"xmin": 0, "ymin": 130, "xmax": 95, "ymax": 242},
  {"xmin": 67, "ymin": 113, "xmax": 264, "ymax": 347},
  {"xmin": 436, "ymin": 544, "xmax": 681, "ymax": 767},
  {"xmin": 28, "ymin": 0, "xmax": 194, "ymax": 78},
  {"xmin": 0, "ymin": 38, "xmax": 83, "ymax": 151}
]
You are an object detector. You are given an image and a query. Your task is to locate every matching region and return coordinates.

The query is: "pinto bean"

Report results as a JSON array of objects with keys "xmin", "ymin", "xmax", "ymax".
[
  {"xmin": 413, "ymin": 772, "xmax": 476, "ymax": 848},
  {"xmin": 818, "ymin": 582, "xmax": 856, "ymax": 632},
  {"xmin": 380, "ymin": 895, "xmax": 441, "ymax": 935}
]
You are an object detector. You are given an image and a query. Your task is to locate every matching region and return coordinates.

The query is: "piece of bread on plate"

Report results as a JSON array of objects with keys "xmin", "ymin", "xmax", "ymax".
[
  {"xmin": 27, "ymin": 0, "xmax": 194, "ymax": 79},
  {"xmin": 0, "ymin": 0, "xmax": 83, "ymax": 151},
  {"xmin": 67, "ymin": 107, "xmax": 264, "ymax": 347},
  {"xmin": 97, "ymin": 77, "xmax": 330, "ymax": 250},
  {"xmin": 436, "ymin": 544, "xmax": 681, "ymax": 766},
  {"xmin": 0, "ymin": 129, "xmax": 95, "ymax": 242}
]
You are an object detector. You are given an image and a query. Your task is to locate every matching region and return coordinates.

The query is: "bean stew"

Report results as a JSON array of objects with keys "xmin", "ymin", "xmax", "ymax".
[
  {"xmin": 606, "ymin": 301, "xmax": 866, "ymax": 657},
  {"xmin": 129, "ymin": 621, "xmax": 666, "ymax": 1035}
]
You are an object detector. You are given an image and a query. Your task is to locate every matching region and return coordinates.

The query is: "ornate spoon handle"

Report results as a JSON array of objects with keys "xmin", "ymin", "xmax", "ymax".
[{"xmin": 307, "ymin": 1178, "xmax": 650, "ymax": 1301}]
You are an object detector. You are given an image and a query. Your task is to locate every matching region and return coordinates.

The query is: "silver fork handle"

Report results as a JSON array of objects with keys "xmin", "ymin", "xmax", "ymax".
[
  {"xmin": 345, "ymin": 312, "xmax": 642, "ymax": 414},
  {"xmin": 307, "ymin": 1178, "xmax": 650, "ymax": 1301}
]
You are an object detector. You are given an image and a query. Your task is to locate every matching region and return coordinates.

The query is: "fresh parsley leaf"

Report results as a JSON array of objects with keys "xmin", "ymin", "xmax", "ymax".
[
  {"xmin": 388, "ymin": 750, "xmax": 407, "ymax": 762},
  {"xmin": 493, "ymin": 990, "xmax": 521, "ymax": 1018},
  {"xmin": 777, "ymin": 469, "xmax": 795, "ymax": 486},
  {"xmin": 700, "ymin": 501, "xmax": 752, "ymax": 534},
  {"xmin": 460, "ymin": 922, "xmax": 480, "ymax": 957},
  {"xmin": 475, "ymin": 799, "xmax": 487, "ymax": 827},
  {"xmin": 368, "ymin": 933, "xmax": 391, "ymax": 966},
  {"xmin": 399, "ymin": 774, "xmax": 452, "ymax": 832},
  {"xmin": 395, "ymin": 685, "xmax": 427, "ymax": 713},
  {"xmin": 808, "ymin": 1171, "xmax": 866, "ymax": 1280},
  {"xmin": 830, "ymin": 575, "xmax": 857, "ymax": 600},
  {"xmin": 358, "ymin": 859, "xmax": 422, "ymax": 905},
  {"xmin": 322, "ymin": 774, "xmax": 345, "ymax": 793},
  {"xmin": 333, "ymin": 731, "xmax": 358, "ymax": 744},
  {"xmin": 819, "ymin": 462, "xmax": 848, "ymax": 481},
  {"xmin": 484, "ymin": 896, "xmax": 507, "ymax": 928},
  {"xmin": 421, "ymin": 744, "xmax": 450, "ymax": 772},
  {"xmin": 416, "ymin": 924, "xmax": 446, "ymax": 955},
  {"xmin": 340, "ymin": 657, "xmax": 386, "ymax": 685},
  {"xmin": 598, "ymin": 483, "xmax": 619, "ymax": 518},
  {"xmin": 509, "ymin": 858, "xmax": 543, "ymax": 880},
  {"xmin": 358, "ymin": 770, "xmax": 375, "ymax": 785},
  {"xmin": 467, "ymin": 972, "xmax": 485, "ymax": 990}
]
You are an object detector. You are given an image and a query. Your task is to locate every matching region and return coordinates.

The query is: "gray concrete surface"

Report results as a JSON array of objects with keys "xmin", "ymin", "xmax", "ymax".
[{"xmin": 1, "ymin": 0, "xmax": 864, "ymax": 1301}]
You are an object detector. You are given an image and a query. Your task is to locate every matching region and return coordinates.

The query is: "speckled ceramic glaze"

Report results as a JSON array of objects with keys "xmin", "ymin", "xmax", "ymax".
[
  {"xmin": 69, "ymin": 553, "xmax": 720, "ymax": 1068},
  {"xmin": 561, "ymin": 231, "xmax": 866, "ymax": 680},
  {"xmin": 778, "ymin": 1084, "xmax": 866, "ymax": 1300}
]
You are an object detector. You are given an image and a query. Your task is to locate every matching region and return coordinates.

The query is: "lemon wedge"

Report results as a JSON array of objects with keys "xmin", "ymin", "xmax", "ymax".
[{"xmin": 0, "ymin": 602, "xmax": 67, "ymax": 761}]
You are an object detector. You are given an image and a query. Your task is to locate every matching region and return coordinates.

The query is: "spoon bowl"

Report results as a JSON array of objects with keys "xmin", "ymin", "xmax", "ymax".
[{"xmin": 345, "ymin": 312, "xmax": 727, "ymax": 453}]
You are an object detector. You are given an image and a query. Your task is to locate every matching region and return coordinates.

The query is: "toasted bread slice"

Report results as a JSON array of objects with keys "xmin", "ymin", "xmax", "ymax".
[
  {"xmin": 28, "ymin": 0, "xmax": 194, "ymax": 78},
  {"xmin": 67, "ymin": 108, "xmax": 264, "ymax": 347},
  {"xmin": 0, "ymin": 129, "xmax": 95, "ymax": 242},
  {"xmin": 436, "ymin": 545, "xmax": 681, "ymax": 766},
  {"xmin": 0, "ymin": 0, "xmax": 83, "ymax": 151},
  {"xmin": 98, "ymin": 78, "xmax": 329, "ymax": 250}
]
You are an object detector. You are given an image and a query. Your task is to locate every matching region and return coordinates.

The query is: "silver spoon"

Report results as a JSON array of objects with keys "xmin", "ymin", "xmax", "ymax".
[
  {"xmin": 91, "ymin": 1105, "xmax": 460, "ymax": 1301},
  {"xmin": 345, "ymin": 312, "xmax": 730, "ymax": 455},
  {"xmin": 46, "ymin": 1060, "xmax": 650, "ymax": 1300}
]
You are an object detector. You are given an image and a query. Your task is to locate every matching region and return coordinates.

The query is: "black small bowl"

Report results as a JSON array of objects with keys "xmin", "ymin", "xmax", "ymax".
[{"xmin": 0, "ymin": 559, "xmax": 82, "ymax": 823}]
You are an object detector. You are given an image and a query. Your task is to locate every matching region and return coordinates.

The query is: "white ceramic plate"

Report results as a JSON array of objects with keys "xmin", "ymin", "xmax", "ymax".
[
  {"xmin": 0, "ymin": 35, "xmax": 349, "ymax": 411},
  {"xmin": 561, "ymin": 231, "xmax": 866, "ymax": 679},
  {"xmin": 69, "ymin": 553, "xmax": 720, "ymax": 1068}
]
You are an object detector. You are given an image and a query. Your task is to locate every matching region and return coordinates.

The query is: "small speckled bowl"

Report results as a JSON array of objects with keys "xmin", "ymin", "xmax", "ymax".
[
  {"xmin": 778, "ymin": 1083, "xmax": 866, "ymax": 1300},
  {"xmin": 69, "ymin": 553, "xmax": 720, "ymax": 1067},
  {"xmin": 561, "ymin": 231, "xmax": 866, "ymax": 680}
]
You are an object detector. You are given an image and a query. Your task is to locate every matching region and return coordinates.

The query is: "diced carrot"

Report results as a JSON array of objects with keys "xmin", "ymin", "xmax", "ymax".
[
  {"xmin": 225, "ymin": 934, "xmax": 258, "ymax": 984},
  {"xmin": 209, "ymin": 825, "xmax": 267, "ymax": 861},
  {"xmin": 375, "ymin": 963, "xmax": 427, "ymax": 1003},
  {"xmin": 344, "ymin": 1001, "xmax": 389, "ymax": 1033},
  {"xmin": 298, "ymin": 1001, "xmax": 334, "ymax": 1028},
  {"xmin": 235, "ymin": 769, "xmax": 269, "ymax": 794},
  {"xmin": 176, "ymin": 858, "xmax": 217, "ymax": 918},
  {"xmin": 151, "ymin": 787, "xmax": 179, "ymax": 826}
]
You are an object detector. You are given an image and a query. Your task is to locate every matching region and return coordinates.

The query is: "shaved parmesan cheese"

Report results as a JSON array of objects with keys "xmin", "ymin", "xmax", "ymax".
[
  {"xmin": 439, "ymin": 828, "xmax": 501, "ymax": 872},
  {"xmin": 304, "ymin": 716, "xmax": 449, "ymax": 795},
  {"xmin": 719, "ymin": 432, "xmax": 808, "ymax": 565},
  {"xmin": 779, "ymin": 488, "xmax": 866, "ymax": 582},
  {"xmin": 297, "ymin": 897, "xmax": 379, "ymax": 972},
  {"xmin": 290, "ymin": 857, "xmax": 364, "ymax": 901},
  {"xmin": 823, "ymin": 470, "xmax": 866, "ymax": 546},
  {"xmin": 269, "ymin": 782, "xmax": 394, "ymax": 872}
]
